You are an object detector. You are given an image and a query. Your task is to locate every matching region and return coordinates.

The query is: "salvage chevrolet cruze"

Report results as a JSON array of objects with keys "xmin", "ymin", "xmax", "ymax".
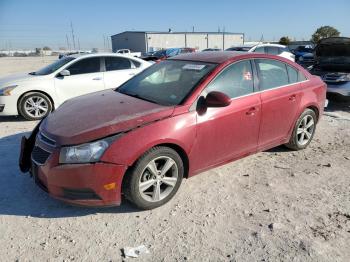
[{"xmin": 19, "ymin": 52, "xmax": 327, "ymax": 209}]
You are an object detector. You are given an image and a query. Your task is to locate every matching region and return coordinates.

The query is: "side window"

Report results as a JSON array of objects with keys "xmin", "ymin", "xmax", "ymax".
[
  {"xmin": 206, "ymin": 60, "xmax": 254, "ymax": 98},
  {"xmin": 286, "ymin": 65, "xmax": 298, "ymax": 83},
  {"xmin": 298, "ymin": 71, "xmax": 308, "ymax": 81},
  {"xmin": 131, "ymin": 59, "xmax": 141, "ymax": 68},
  {"xmin": 254, "ymin": 46, "xmax": 265, "ymax": 53},
  {"xmin": 256, "ymin": 59, "xmax": 289, "ymax": 90},
  {"xmin": 105, "ymin": 57, "xmax": 132, "ymax": 71},
  {"xmin": 266, "ymin": 46, "xmax": 279, "ymax": 55},
  {"xmin": 67, "ymin": 57, "xmax": 100, "ymax": 75}
]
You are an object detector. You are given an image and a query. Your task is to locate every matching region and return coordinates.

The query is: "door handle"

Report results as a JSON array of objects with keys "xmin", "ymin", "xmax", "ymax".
[
  {"xmin": 246, "ymin": 107, "xmax": 257, "ymax": 116},
  {"xmin": 92, "ymin": 77, "xmax": 102, "ymax": 80},
  {"xmin": 289, "ymin": 94, "xmax": 296, "ymax": 101}
]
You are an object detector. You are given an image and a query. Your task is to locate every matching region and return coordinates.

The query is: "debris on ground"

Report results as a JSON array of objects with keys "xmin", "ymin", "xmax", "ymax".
[{"xmin": 122, "ymin": 245, "xmax": 150, "ymax": 258}]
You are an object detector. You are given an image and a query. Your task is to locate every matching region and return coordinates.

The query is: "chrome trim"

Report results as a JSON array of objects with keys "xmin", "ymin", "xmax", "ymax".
[{"xmin": 38, "ymin": 132, "xmax": 56, "ymax": 147}]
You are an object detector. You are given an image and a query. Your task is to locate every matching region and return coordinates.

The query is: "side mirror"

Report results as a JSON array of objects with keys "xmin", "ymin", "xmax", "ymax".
[
  {"xmin": 205, "ymin": 91, "xmax": 231, "ymax": 108},
  {"xmin": 59, "ymin": 69, "xmax": 70, "ymax": 77}
]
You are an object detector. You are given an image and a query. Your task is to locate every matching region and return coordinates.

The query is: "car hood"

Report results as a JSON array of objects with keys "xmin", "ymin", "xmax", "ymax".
[
  {"xmin": 41, "ymin": 89, "xmax": 175, "ymax": 145},
  {"xmin": 0, "ymin": 72, "xmax": 41, "ymax": 86}
]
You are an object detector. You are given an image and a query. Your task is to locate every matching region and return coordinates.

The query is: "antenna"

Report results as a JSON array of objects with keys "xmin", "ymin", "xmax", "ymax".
[{"xmin": 70, "ymin": 21, "xmax": 76, "ymax": 50}]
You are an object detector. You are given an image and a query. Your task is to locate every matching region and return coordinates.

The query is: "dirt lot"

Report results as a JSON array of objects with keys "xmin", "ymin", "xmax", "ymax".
[{"xmin": 0, "ymin": 57, "xmax": 349, "ymax": 261}]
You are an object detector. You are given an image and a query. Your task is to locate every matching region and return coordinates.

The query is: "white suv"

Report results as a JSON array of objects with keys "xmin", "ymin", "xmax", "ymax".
[
  {"xmin": 0, "ymin": 53, "xmax": 151, "ymax": 120},
  {"xmin": 226, "ymin": 44, "xmax": 295, "ymax": 62}
]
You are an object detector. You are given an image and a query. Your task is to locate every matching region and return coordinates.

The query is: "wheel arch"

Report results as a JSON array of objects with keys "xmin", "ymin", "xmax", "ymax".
[{"xmin": 17, "ymin": 90, "xmax": 55, "ymax": 111}]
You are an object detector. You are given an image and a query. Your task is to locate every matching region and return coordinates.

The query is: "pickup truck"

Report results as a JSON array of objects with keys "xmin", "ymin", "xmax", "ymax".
[{"xmin": 116, "ymin": 49, "xmax": 141, "ymax": 57}]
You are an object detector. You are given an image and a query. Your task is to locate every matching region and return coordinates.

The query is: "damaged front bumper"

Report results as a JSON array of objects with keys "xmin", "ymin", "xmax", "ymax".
[{"xmin": 19, "ymin": 121, "xmax": 127, "ymax": 207}]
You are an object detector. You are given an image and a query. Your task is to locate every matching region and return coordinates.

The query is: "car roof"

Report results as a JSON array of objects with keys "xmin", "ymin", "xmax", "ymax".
[
  {"xmin": 169, "ymin": 51, "xmax": 251, "ymax": 63},
  {"xmin": 69, "ymin": 53, "xmax": 136, "ymax": 59},
  {"xmin": 255, "ymin": 43, "xmax": 286, "ymax": 48}
]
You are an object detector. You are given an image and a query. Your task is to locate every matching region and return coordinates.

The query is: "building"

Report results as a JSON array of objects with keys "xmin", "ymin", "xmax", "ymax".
[{"xmin": 111, "ymin": 31, "xmax": 244, "ymax": 52}]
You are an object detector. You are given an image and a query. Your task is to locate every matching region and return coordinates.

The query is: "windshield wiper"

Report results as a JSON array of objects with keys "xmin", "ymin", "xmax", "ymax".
[
  {"xmin": 118, "ymin": 90, "xmax": 158, "ymax": 104},
  {"xmin": 28, "ymin": 72, "xmax": 36, "ymax": 75}
]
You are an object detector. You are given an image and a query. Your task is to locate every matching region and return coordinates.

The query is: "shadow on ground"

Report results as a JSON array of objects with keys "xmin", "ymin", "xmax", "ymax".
[{"xmin": 0, "ymin": 132, "xmax": 139, "ymax": 218}]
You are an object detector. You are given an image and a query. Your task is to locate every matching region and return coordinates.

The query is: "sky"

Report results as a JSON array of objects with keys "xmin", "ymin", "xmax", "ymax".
[{"xmin": 0, "ymin": 0, "xmax": 349, "ymax": 50}]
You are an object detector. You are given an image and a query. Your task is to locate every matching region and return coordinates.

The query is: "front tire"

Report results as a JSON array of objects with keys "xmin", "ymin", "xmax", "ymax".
[
  {"xmin": 18, "ymin": 92, "xmax": 52, "ymax": 120},
  {"xmin": 123, "ymin": 147, "xmax": 184, "ymax": 210},
  {"xmin": 285, "ymin": 108, "xmax": 317, "ymax": 150}
]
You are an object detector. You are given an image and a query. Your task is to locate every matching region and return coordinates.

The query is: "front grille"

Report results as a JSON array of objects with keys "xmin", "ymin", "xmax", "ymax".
[
  {"xmin": 31, "ymin": 146, "xmax": 51, "ymax": 165},
  {"xmin": 62, "ymin": 188, "xmax": 102, "ymax": 200},
  {"xmin": 0, "ymin": 104, "xmax": 4, "ymax": 112}
]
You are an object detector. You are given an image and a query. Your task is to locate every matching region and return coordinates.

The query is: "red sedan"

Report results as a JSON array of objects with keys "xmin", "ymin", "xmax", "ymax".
[{"xmin": 19, "ymin": 52, "xmax": 327, "ymax": 209}]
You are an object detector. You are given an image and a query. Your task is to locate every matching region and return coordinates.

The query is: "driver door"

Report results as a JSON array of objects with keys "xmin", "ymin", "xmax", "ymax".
[
  {"xmin": 190, "ymin": 60, "xmax": 261, "ymax": 172},
  {"xmin": 54, "ymin": 57, "xmax": 104, "ymax": 104}
]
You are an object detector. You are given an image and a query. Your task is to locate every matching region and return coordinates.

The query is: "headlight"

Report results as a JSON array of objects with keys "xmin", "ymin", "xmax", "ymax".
[
  {"xmin": 339, "ymin": 74, "xmax": 350, "ymax": 81},
  {"xmin": 0, "ymin": 85, "xmax": 18, "ymax": 96},
  {"xmin": 59, "ymin": 134, "xmax": 121, "ymax": 164}
]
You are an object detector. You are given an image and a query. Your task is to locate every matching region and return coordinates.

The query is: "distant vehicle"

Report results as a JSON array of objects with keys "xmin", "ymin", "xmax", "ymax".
[
  {"xmin": 116, "ymin": 49, "xmax": 141, "ymax": 57},
  {"xmin": 226, "ymin": 44, "xmax": 295, "ymax": 62},
  {"xmin": 58, "ymin": 51, "xmax": 90, "ymax": 59},
  {"xmin": 141, "ymin": 48, "xmax": 195, "ymax": 62},
  {"xmin": 292, "ymin": 46, "xmax": 315, "ymax": 66},
  {"xmin": 20, "ymin": 52, "xmax": 326, "ymax": 209},
  {"xmin": 202, "ymin": 48, "xmax": 221, "ymax": 51},
  {"xmin": 0, "ymin": 53, "xmax": 151, "ymax": 120},
  {"xmin": 309, "ymin": 37, "xmax": 350, "ymax": 101}
]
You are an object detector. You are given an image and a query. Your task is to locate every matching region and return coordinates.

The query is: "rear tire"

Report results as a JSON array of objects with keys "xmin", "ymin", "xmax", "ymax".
[
  {"xmin": 123, "ymin": 146, "xmax": 184, "ymax": 210},
  {"xmin": 18, "ymin": 92, "xmax": 52, "ymax": 121},
  {"xmin": 285, "ymin": 108, "xmax": 317, "ymax": 150}
]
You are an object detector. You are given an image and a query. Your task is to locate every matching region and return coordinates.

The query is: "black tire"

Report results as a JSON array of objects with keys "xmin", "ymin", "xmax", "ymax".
[
  {"xmin": 18, "ymin": 92, "xmax": 53, "ymax": 121},
  {"xmin": 123, "ymin": 146, "xmax": 184, "ymax": 210},
  {"xmin": 285, "ymin": 108, "xmax": 317, "ymax": 150}
]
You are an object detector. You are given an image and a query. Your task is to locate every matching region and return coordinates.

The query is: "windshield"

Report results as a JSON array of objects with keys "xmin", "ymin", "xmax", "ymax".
[
  {"xmin": 32, "ymin": 57, "xmax": 75, "ymax": 75},
  {"xmin": 117, "ymin": 60, "xmax": 217, "ymax": 106}
]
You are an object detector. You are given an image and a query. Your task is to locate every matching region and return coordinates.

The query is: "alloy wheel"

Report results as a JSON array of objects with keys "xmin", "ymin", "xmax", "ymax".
[
  {"xmin": 24, "ymin": 96, "xmax": 49, "ymax": 118},
  {"xmin": 138, "ymin": 156, "xmax": 179, "ymax": 202},
  {"xmin": 297, "ymin": 115, "xmax": 315, "ymax": 146}
]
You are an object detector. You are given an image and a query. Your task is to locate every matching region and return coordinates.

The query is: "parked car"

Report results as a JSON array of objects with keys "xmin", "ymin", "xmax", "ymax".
[
  {"xmin": 292, "ymin": 45, "xmax": 315, "ymax": 66},
  {"xmin": 309, "ymin": 37, "xmax": 350, "ymax": 101},
  {"xmin": 0, "ymin": 53, "xmax": 151, "ymax": 120},
  {"xmin": 116, "ymin": 49, "xmax": 141, "ymax": 57},
  {"xmin": 202, "ymin": 48, "xmax": 221, "ymax": 51},
  {"xmin": 226, "ymin": 44, "xmax": 295, "ymax": 62},
  {"xmin": 19, "ymin": 52, "xmax": 326, "ymax": 209},
  {"xmin": 58, "ymin": 51, "xmax": 90, "ymax": 59},
  {"xmin": 141, "ymin": 48, "xmax": 195, "ymax": 62}
]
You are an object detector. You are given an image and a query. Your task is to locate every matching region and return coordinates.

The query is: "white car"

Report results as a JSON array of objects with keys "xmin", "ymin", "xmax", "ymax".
[
  {"xmin": 116, "ymin": 49, "xmax": 142, "ymax": 57},
  {"xmin": 226, "ymin": 44, "xmax": 295, "ymax": 62},
  {"xmin": 0, "ymin": 53, "xmax": 151, "ymax": 120}
]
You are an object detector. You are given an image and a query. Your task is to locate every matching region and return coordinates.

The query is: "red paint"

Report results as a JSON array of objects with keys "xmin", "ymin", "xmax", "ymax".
[{"xmin": 30, "ymin": 52, "xmax": 326, "ymax": 207}]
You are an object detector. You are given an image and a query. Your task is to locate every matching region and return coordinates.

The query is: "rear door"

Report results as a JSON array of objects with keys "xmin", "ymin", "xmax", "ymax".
[
  {"xmin": 255, "ymin": 58, "xmax": 302, "ymax": 150},
  {"xmin": 54, "ymin": 57, "xmax": 104, "ymax": 103},
  {"xmin": 102, "ymin": 56, "xmax": 141, "ymax": 89},
  {"xmin": 191, "ymin": 60, "xmax": 261, "ymax": 172}
]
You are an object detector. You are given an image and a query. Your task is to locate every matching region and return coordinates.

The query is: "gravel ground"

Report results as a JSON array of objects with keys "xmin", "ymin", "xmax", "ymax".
[{"xmin": 0, "ymin": 57, "xmax": 349, "ymax": 261}]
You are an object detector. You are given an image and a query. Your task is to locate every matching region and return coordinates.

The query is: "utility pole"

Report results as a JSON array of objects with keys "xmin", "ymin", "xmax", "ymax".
[
  {"xmin": 192, "ymin": 26, "xmax": 194, "ymax": 33},
  {"xmin": 70, "ymin": 21, "xmax": 76, "ymax": 50},
  {"xmin": 66, "ymin": 34, "xmax": 70, "ymax": 51},
  {"xmin": 77, "ymin": 38, "xmax": 80, "ymax": 51},
  {"xmin": 103, "ymin": 35, "xmax": 106, "ymax": 51}
]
